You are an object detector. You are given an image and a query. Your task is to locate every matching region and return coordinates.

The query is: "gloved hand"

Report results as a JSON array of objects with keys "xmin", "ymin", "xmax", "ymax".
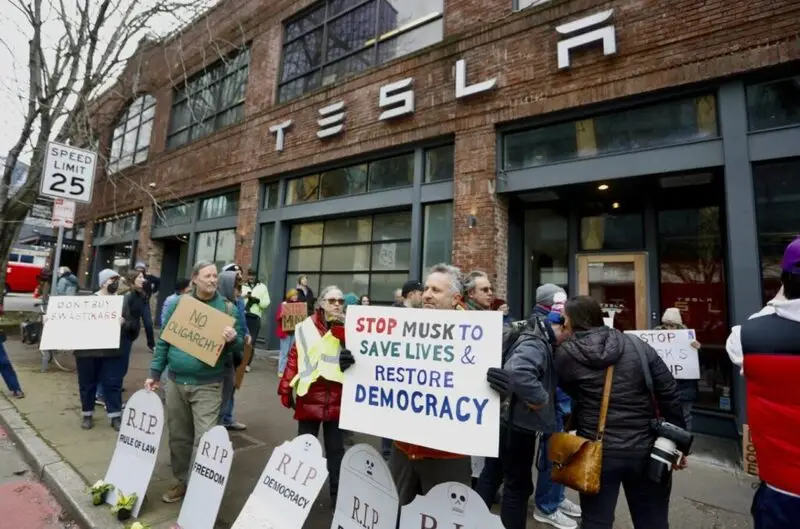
[
  {"xmin": 280, "ymin": 393, "xmax": 295, "ymax": 410},
  {"xmin": 339, "ymin": 349, "xmax": 355, "ymax": 372},
  {"xmin": 487, "ymin": 367, "xmax": 513, "ymax": 398}
]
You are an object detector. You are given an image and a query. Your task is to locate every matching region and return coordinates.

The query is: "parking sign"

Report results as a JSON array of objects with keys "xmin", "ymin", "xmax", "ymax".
[{"xmin": 40, "ymin": 141, "xmax": 97, "ymax": 204}]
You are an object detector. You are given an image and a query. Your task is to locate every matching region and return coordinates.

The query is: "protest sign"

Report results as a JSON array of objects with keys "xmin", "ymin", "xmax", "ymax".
[
  {"xmin": 103, "ymin": 390, "xmax": 163, "ymax": 517},
  {"xmin": 178, "ymin": 426, "xmax": 233, "ymax": 529},
  {"xmin": 40, "ymin": 295, "xmax": 123, "ymax": 350},
  {"xmin": 398, "ymin": 482, "xmax": 503, "ymax": 529},
  {"xmin": 341, "ymin": 305, "xmax": 502, "ymax": 457},
  {"xmin": 331, "ymin": 444, "xmax": 398, "ymax": 529},
  {"xmin": 160, "ymin": 296, "xmax": 234, "ymax": 366},
  {"xmin": 232, "ymin": 434, "xmax": 328, "ymax": 529},
  {"xmin": 235, "ymin": 339, "xmax": 254, "ymax": 389},
  {"xmin": 281, "ymin": 302, "xmax": 307, "ymax": 332},
  {"xmin": 625, "ymin": 328, "xmax": 700, "ymax": 379},
  {"xmin": 742, "ymin": 424, "xmax": 759, "ymax": 477}
]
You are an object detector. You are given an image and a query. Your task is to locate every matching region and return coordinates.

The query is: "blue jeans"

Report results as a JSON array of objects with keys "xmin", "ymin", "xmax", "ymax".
[
  {"xmin": 97, "ymin": 338, "xmax": 133, "ymax": 400},
  {"xmin": 142, "ymin": 301, "xmax": 155, "ymax": 349},
  {"xmin": 752, "ymin": 482, "xmax": 800, "ymax": 529},
  {"xmin": 76, "ymin": 354, "xmax": 126, "ymax": 418},
  {"xmin": 220, "ymin": 368, "xmax": 236, "ymax": 425},
  {"xmin": 535, "ymin": 388, "xmax": 571, "ymax": 514},
  {"xmin": 279, "ymin": 335, "xmax": 294, "ymax": 374},
  {"xmin": 0, "ymin": 340, "xmax": 22, "ymax": 393}
]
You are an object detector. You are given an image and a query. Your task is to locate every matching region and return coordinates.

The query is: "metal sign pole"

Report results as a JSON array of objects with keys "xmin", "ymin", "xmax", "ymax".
[{"xmin": 49, "ymin": 226, "xmax": 65, "ymax": 297}]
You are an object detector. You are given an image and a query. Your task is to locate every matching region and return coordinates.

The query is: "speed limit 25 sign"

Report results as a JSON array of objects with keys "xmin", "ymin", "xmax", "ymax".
[{"xmin": 40, "ymin": 141, "xmax": 97, "ymax": 204}]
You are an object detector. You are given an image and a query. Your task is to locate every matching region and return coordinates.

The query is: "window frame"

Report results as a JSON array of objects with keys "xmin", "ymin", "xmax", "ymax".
[{"xmin": 108, "ymin": 94, "xmax": 156, "ymax": 174}]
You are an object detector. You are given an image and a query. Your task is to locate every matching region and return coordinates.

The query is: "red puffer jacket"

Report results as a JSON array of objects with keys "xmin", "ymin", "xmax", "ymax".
[{"xmin": 277, "ymin": 312, "xmax": 344, "ymax": 422}]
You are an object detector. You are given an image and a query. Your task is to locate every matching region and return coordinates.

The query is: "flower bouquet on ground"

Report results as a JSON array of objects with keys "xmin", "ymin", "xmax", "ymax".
[
  {"xmin": 126, "ymin": 522, "xmax": 152, "ymax": 529},
  {"xmin": 88, "ymin": 480, "xmax": 114, "ymax": 506},
  {"xmin": 111, "ymin": 491, "xmax": 138, "ymax": 521}
]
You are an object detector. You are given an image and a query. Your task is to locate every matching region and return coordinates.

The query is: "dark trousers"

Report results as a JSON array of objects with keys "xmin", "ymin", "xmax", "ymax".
[
  {"xmin": 96, "ymin": 338, "xmax": 133, "ymax": 400},
  {"xmin": 752, "ymin": 482, "xmax": 800, "ymax": 529},
  {"xmin": 245, "ymin": 314, "xmax": 261, "ymax": 366},
  {"xmin": 0, "ymin": 340, "xmax": 22, "ymax": 393},
  {"xmin": 298, "ymin": 420, "xmax": 344, "ymax": 502},
  {"xmin": 390, "ymin": 447, "xmax": 471, "ymax": 507},
  {"xmin": 476, "ymin": 425, "xmax": 538, "ymax": 529},
  {"xmin": 76, "ymin": 355, "xmax": 125, "ymax": 418},
  {"xmin": 142, "ymin": 301, "xmax": 155, "ymax": 349},
  {"xmin": 580, "ymin": 455, "xmax": 671, "ymax": 529}
]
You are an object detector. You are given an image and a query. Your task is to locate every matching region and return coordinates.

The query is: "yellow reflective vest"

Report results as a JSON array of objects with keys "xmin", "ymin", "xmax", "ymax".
[{"xmin": 290, "ymin": 317, "xmax": 344, "ymax": 396}]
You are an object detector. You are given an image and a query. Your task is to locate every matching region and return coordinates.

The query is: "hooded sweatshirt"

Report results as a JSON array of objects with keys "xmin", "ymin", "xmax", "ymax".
[
  {"xmin": 217, "ymin": 271, "xmax": 250, "ymax": 339},
  {"xmin": 56, "ymin": 271, "xmax": 78, "ymax": 296}
]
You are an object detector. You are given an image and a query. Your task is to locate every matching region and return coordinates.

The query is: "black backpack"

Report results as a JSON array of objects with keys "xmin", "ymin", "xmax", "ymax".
[{"xmin": 501, "ymin": 315, "xmax": 554, "ymax": 366}]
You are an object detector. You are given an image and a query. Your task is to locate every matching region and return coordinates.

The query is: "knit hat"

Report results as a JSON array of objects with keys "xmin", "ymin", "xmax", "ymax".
[
  {"xmin": 343, "ymin": 293, "xmax": 360, "ymax": 306},
  {"xmin": 401, "ymin": 279, "xmax": 423, "ymax": 298},
  {"xmin": 134, "ymin": 261, "xmax": 147, "ymax": 271},
  {"xmin": 285, "ymin": 288, "xmax": 298, "ymax": 301},
  {"xmin": 536, "ymin": 284, "xmax": 567, "ymax": 309},
  {"xmin": 662, "ymin": 307, "xmax": 683, "ymax": 326},
  {"xmin": 222, "ymin": 263, "xmax": 242, "ymax": 273},
  {"xmin": 782, "ymin": 237, "xmax": 800, "ymax": 274},
  {"xmin": 98, "ymin": 268, "xmax": 119, "ymax": 286}
]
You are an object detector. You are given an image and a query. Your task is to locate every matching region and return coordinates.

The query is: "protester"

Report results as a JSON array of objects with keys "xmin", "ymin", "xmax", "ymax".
[
  {"xmin": 295, "ymin": 274, "xmax": 315, "ymax": 315},
  {"xmin": 393, "ymin": 288, "xmax": 403, "ymax": 306},
  {"xmin": 492, "ymin": 298, "xmax": 512, "ymax": 324},
  {"xmin": 241, "ymin": 267, "xmax": 270, "ymax": 372},
  {"xmin": 655, "ymin": 308, "xmax": 701, "ymax": 431},
  {"xmin": 340, "ymin": 264, "xmax": 471, "ymax": 506},
  {"xmin": 134, "ymin": 261, "xmax": 160, "ymax": 352},
  {"xmin": 727, "ymin": 238, "xmax": 800, "ymax": 528},
  {"xmin": 118, "ymin": 270, "xmax": 147, "ymax": 387},
  {"xmin": 0, "ymin": 323, "xmax": 24, "ymax": 398},
  {"xmin": 55, "ymin": 266, "xmax": 78, "ymax": 296},
  {"xmin": 555, "ymin": 295, "xmax": 685, "ymax": 529},
  {"xmin": 160, "ymin": 279, "xmax": 191, "ymax": 326},
  {"xmin": 218, "ymin": 270, "xmax": 249, "ymax": 431},
  {"xmin": 344, "ymin": 292, "xmax": 360, "ymax": 307},
  {"xmin": 146, "ymin": 260, "xmax": 245, "ymax": 504},
  {"xmin": 278, "ymin": 285, "xmax": 347, "ymax": 508},
  {"xmin": 275, "ymin": 289, "xmax": 299, "ymax": 377},
  {"xmin": 359, "ymin": 294, "xmax": 371, "ymax": 305}
]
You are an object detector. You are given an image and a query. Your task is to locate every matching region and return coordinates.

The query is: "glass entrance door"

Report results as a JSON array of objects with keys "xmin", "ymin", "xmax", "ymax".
[{"xmin": 577, "ymin": 253, "xmax": 648, "ymax": 330}]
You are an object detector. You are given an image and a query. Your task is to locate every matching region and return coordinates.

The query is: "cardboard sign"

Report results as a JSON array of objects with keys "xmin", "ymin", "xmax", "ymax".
[
  {"xmin": 398, "ymin": 482, "xmax": 503, "ymax": 529},
  {"xmin": 103, "ymin": 390, "xmax": 163, "ymax": 517},
  {"xmin": 160, "ymin": 296, "xmax": 235, "ymax": 366},
  {"xmin": 40, "ymin": 295, "xmax": 124, "ymax": 350},
  {"xmin": 742, "ymin": 424, "xmax": 759, "ymax": 477},
  {"xmin": 281, "ymin": 302, "xmax": 307, "ymax": 332},
  {"xmin": 625, "ymin": 329, "xmax": 701, "ymax": 379},
  {"xmin": 331, "ymin": 444, "xmax": 398, "ymax": 529},
  {"xmin": 341, "ymin": 305, "xmax": 503, "ymax": 458},
  {"xmin": 231, "ymin": 434, "xmax": 328, "ymax": 529},
  {"xmin": 235, "ymin": 339, "xmax": 254, "ymax": 390},
  {"xmin": 177, "ymin": 426, "xmax": 233, "ymax": 529}
]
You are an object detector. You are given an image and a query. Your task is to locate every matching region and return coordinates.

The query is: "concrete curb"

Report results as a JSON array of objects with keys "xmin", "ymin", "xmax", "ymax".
[{"xmin": 0, "ymin": 396, "xmax": 124, "ymax": 529}]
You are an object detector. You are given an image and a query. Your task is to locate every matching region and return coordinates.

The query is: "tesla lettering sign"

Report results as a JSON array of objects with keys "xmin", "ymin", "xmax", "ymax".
[{"xmin": 40, "ymin": 141, "xmax": 96, "ymax": 204}]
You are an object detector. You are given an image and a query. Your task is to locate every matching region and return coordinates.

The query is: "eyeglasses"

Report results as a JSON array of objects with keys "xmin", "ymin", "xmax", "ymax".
[
  {"xmin": 325, "ymin": 298, "xmax": 345, "ymax": 305},
  {"xmin": 478, "ymin": 287, "xmax": 493, "ymax": 293}
]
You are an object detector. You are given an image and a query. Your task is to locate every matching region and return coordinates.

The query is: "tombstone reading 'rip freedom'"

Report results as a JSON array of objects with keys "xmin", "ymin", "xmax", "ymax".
[
  {"xmin": 103, "ymin": 390, "xmax": 164, "ymax": 517},
  {"xmin": 232, "ymin": 434, "xmax": 328, "ymax": 529},
  {"xmin": 331, "ymin": 444, "xmax": 399, "ymax": 529},
  {"xmin": 398, "ymin": 482, "xmax": 503, "ymax": 529},
  {"xmin": 160, "ymin": 296, "xmax": 235, "ymax": 366},
  {"xmin": 177, "ymin": 426, "xmax": 234, "ymax": 529},
  {"xmin": 40, "ymin": 295, "xmax": 125, "ymax": 351},
  {"xmin": 625, "ymin": 328, "xmax": 701, "ymax": 379}
]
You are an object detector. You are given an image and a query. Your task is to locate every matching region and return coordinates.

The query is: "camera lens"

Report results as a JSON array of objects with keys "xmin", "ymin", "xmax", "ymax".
[{"xmin": 647, "ymin": 437, "xmax": 680, "ymax": 483}]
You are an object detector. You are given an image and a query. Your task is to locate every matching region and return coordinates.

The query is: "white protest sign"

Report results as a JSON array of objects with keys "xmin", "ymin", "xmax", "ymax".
[
  {"xmin": 341, "ymin": 305, "xmax": 502, "ymax": 458},
  {"xmin": 40, "ymin": 141, "xmax": 96, "ymax": 203},
  {"xmin": 625, "ymin": 328, "xmax": 700, "ymax": 379},
  {"xmin": 178, "ymin": 426, "xmax": 233, "ymax": 529},
  {"xmin": 40, "ymin": 295, "xmax": 123, "ymax": 350},
  {"xmin": 51, "ymin": 198, "xmax": 76, "ymax": 228},
  {"xmin": 103, "ymin": 390, "xmax": 163, "ymax": 517},
  {"xmin": 398, "ymin": 482, "xmax": 503, "ymax": 529},
  {"xmin": 331, "ymin": 444, "xmax": 398, "ymax": 529},
  {"xmin": 231, "ymin": 434, "xmax": 328, "ymax": 529}
]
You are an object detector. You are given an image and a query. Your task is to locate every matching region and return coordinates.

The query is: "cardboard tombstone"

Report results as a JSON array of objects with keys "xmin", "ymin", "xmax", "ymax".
[
  {"xmin": 177, "ymin": 426, "xmax": 234, "ymax": 529},
  {"xmin": 398, "ymin": 482, "xmax": 503, "ymax": 529},
  {"xmin": 103, "ymin": 389, "xmax": 164, "ymax": 517},
  {"xmin": 232, "ymin": 434, "xmax": 328, "ymax": 529},
  {"xmin": 331, "ymin": 444, "xmax": 399, "ymax": 529}
]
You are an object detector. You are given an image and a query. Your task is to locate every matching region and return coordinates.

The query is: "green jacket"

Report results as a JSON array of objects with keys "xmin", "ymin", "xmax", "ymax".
[
  {"xmin": 150, "ymin": 292, "xmax": 246, "ymax": 385},
  {"xmin": 241, "ymin": 281, "xmax": 270, "ymax": 317}
]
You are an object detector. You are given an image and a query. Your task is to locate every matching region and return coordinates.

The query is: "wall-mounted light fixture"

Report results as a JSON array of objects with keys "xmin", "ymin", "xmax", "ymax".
[{"xmin": 466, "ymin": 215, "xmax": 477, "ymax": 229}]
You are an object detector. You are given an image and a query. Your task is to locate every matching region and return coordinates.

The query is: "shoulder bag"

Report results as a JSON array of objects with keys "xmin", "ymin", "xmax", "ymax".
[{"xmin": 548, "ymin": 366, "xmax": 614, "ymax": 495}]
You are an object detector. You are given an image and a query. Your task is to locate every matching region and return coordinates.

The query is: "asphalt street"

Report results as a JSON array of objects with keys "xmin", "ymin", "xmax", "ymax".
[{"xmin": 2, "ymin": 293, "xmax": 39, "ymax": 313}]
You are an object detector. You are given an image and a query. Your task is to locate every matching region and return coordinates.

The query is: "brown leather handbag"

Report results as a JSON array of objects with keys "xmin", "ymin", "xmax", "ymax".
[{"xmin": 548, "ymin": 366, "xmax": 615, "ymax": 495}]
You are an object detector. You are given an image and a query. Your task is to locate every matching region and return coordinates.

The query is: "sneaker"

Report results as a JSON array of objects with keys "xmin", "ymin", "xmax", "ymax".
[
  {"xmin": 11, "ymin": 390, "xmax": 25, "ymax": 399},
  {"xmin": 80, "ymin": 416, "xmax": 94, "ymax": 430},
  {"xmin": 110, "ymin": 417, "xmax": 121, "ymax": 431},
  {"xmin": 245, "ymin": 366, "xmax": 251, "ymax": 373},
  {"xmin": 162, "ymin": 482, "xmax": 187, "ymax": 503},
  {"xmin": 533, "ymin": 509, "xmax": 578, "ymax": 529},
  {"xmin": 95, "ymin": 397, "xmax": 105, "ymax": 407},
  {"xmin": 224, "ymin": 421, "xmax": 247, "ymax": 431},
  {"xmin": 558, "ymin": 498, "xmax": 582, "ymax": 518}
]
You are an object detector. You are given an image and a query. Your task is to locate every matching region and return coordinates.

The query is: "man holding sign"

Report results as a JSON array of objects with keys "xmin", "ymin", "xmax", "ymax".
[{"xmin": 145, "ymin": 260, "xmax": 246, "ymax": 505}]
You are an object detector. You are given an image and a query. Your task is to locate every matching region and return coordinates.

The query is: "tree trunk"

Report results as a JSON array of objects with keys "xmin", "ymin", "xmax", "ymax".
[{"xmin": 0, "ymin": 221, "xmax": 25, "ymax": 306}]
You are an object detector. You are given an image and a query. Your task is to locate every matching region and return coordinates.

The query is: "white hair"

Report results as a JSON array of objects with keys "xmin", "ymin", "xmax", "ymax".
[
  {"xmin": 316, "ymin": 285, "xmax": 342, "ymax": 308},
  {"xmin": 463, "ymin": 270, "xmax": 489, "ymax": 295},
  {"xmin": 427, "ymin": 263, "xmax": 463, "ymax": 295}
]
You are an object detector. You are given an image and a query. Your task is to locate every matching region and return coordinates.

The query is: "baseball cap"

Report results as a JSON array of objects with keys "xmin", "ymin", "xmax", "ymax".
[
  {"xmin": 401, "ymin": 279, "xmax": 423, "ymax": 298},
  {"xmin": 782, "ymin": 237, "xmax": 800, "ymax": 274},
  {"xmin": 222, "ymin": 263, "xmax": 242, "ymax": 273}
]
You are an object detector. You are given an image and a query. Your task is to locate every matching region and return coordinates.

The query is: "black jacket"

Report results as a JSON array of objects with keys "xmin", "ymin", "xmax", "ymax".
[
  {"xmin": 296, "ymin": 286, "xmax": 315, "ymax": 314},
  {"xmin": 121, "ymin": 291, "xmax": 146, "ymax": 342},
  {"xmin": 555, "ymin": 327, "xmax": 684, "ymax": 457},
  {"xmin": 141, "ymin": 274, "xmax": 160, "ymax": 300}
]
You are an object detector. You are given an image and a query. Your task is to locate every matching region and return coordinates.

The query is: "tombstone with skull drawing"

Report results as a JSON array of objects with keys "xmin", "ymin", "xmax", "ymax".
[
  {"xmin": 331, "ymin": 444, "xmax": 398, "ymax": 529},
  {"xmin": 399, "ymin": 482, "xmax": 502, "ymax": 529}
]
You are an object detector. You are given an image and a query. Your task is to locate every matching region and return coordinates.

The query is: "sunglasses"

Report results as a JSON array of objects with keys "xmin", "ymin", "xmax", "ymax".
[{"xmin": 325, "ymin": 298, "xmax": 345, "ymax": 305}]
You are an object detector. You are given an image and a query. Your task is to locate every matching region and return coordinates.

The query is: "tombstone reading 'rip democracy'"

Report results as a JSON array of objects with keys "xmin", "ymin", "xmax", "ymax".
[
  {"xmin": 177, "ymin": 426, "xmax": 233, "ymax": 529},
  {"xmin": 398, "ymin": 482, "xmax": 503, "ymax": 529},
  {"xmin": 40, "ymin": 295, "xmax": 124, "ymax": 350},
  {"xmin": 331, "ymin": 444, "xmax": 398, "ymax": 529},
  {"xmin": 103, "ymin": 390, "xmax": 163, "ymax": 517},
  {"xmin": 232, "ymin": 434, "xmax": 328, "ymax": 529},
  {"xmin": 160, "ymin": 296, "xmax": 235, "ymax": 366}
]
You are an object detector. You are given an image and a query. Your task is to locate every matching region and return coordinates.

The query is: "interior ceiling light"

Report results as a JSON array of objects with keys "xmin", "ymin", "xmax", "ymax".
[
  {"xmin": 612, "ymin": 202, "xmax": 620, "ymax": 209},
  {"xmin": 597, "ymin": 184, "xmax": 609, "ymax": 191}
]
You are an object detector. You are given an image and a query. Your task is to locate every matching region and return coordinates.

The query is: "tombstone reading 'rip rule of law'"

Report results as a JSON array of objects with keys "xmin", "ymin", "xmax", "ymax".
[
  {"xmin": 177, "ymin": 426, "xmax": 234, "ymax": 529},
  {"xmin": 103, "ymin": 390, "xmax": 164, "ymax": 517},
  {"xmin": 398, "ymin": 482, "xmax": 504, "ymax": 529},
  {"xmin": 331, "ymin": 444, "xmax": 399, "ymax": 529},
  {"xmin": 232, "ymin": 434, "xmax": 328, "ymax": 529}
]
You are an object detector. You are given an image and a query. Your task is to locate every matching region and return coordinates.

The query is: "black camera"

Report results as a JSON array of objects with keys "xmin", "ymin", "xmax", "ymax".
[{"xmin": 646, "ymin": 419, "xmax": 694, "ymax": 484}]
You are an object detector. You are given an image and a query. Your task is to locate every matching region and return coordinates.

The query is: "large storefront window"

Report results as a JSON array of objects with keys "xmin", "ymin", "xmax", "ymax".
[
  {"xmin": 746, "ymin": 76, "xmax": 800, "ymax": 131},
  {"xmin": 286, "ymin": 212, "xmax": 411, "ymax": 302},
  {"xmin": 524, "ymin": 209, "xmax": 568, "ymax": 304},
  {"xmin": 195, "ymin": 229, "xmax": 236, "ymax": 270},
  {"xmin": 422, "ymin": 203, "xmax": 453, "ymax": 272}
]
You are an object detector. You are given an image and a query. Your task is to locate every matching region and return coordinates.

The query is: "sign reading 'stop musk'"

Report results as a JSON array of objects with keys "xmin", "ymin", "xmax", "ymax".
[
  {"xmin": 40, "ymin": 141, "xmax": 96, "ymax": 204},
  {"xmin": 625, "ymin": 328, "xmax": 701, "ymax": 379},
  {"xmin": 341, "ymin": 305, "xmax": 503, "ymax": 457},
  {"xmin": 331, "ymin": 444, "xmax": 398, "ymax": 529},
  {"xmin": 178, "ymin": 426, "xmax": 233, "ymax": 529}
]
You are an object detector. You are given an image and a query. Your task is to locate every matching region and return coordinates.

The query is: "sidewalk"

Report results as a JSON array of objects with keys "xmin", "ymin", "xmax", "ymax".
[{"xmin": 1, "ymin": 337, "xmax": 757, "ymax": 529}]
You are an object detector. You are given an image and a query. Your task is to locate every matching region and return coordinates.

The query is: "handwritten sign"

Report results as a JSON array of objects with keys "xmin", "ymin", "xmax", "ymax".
[
  {"xmin": 341, "ymin": 305, "xmax": 502, "ymax": 457},
  {"xmin": 232, "ymin": 434, "xmax": 328, "ymax": 529},
  {"xmin": 104, "ymin": 390, "xmax": 163, "ymax": 517},
  {"xmin": 281, "ymin": 302, "xmax": 307, "ymax": 332},
  {"xmin": 625, "ymin": 329, "xmax": 700, "ymax": 379},
  {"xmin": 398, "ymin": 482, "xmax": 503, "ymax": 529},
  {"xmin": 160, "ymin": 296, "xmax": 234, "ymax": 366},
  {"xmin": 178, "ymin": 426, "xmax": 233, "ymax": 529},
  {"xmin": 40, "ymin": 295, "xmax": 124, "ymax": 350},
  {"xmin": 742, "ymin": 424, "xmax": 759, "ymax": 477},
  {"xmin": 331, "ymin": 444, "xmax": 398, "ymax": 529}
]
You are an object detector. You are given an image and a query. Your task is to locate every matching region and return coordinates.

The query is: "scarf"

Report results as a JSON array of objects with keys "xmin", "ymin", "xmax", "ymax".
[{"xmin": 465, "ymin": 298, "xmax": 484, "ymax": 311}]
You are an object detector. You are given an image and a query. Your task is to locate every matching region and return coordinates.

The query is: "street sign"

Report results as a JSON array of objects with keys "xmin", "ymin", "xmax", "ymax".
[
  {"xmin": 51, "ymin": 199, "xmax": 76, "ymax": 228},
  {"xmin": 40, "ymin": 141, "xmax": 96, "ymax": 204}
]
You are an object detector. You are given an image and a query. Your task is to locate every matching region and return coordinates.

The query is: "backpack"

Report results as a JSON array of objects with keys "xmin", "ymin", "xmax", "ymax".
[{"xmin": 501, "ymin": 315, "xmax": 555, "ymax": 367}]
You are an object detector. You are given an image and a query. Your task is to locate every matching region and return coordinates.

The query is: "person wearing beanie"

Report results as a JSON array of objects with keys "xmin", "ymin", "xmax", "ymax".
[
  {"xmin": 343, "ymin": 292, "xmax": 360, "ymax": 307},
  {"xmin": 655, "ymin": 307, "xmax": 701, "ymax": 431},
  {"xmin": 134, "ymin": 261, "xmax": 160, "ymax": 353},
  {"xmin": 532, "ymin": 283, "xmax": 567, "ymax": 317}
]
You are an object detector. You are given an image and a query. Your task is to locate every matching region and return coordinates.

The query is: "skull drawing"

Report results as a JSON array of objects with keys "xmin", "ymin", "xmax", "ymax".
[
  {"xmin": 365, "ymin": 458, "xmax": 375, "ymax": 477},
  {"xmin": 448, "ymin": 484, "xmax": 468, "ymax": 515},
  {"xmin": 303, "ymin": 440, "xmax": 312, "ymax": 451}
]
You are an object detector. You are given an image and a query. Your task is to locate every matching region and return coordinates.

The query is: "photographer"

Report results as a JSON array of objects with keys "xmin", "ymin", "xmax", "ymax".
[{"xmin": 554, "ymin": 296, "xmax": 685, "ymax": 529}]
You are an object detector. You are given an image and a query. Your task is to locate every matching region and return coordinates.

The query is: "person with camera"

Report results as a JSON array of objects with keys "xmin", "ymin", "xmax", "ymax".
[{"xmin": 554, "ymin": 296, "xmax": 686, "ymax": 529}]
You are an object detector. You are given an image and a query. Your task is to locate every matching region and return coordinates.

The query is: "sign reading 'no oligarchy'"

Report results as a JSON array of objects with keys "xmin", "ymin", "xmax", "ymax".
[
  {"xmin": 160, "ymin": 296, "xmax": 234, "ymax": 366},
  {"xmin": 341, "ymin": 305, "xmax": 503, "ymax": 457}
]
